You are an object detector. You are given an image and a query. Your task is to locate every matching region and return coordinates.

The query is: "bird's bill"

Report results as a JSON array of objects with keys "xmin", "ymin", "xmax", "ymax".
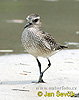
[{"xmin": 24, "ymin": 22, "xmax": 31, "ymax": 29}]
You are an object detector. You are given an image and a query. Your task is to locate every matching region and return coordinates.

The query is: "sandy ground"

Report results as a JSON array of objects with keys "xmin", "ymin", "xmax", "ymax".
[{"xmin": 0, "ymin": 49, "xmax": 79, "ymax": 100}]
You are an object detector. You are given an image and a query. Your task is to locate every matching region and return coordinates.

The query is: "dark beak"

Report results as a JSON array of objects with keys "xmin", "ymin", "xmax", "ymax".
[{"xmin": 24, "ymin": 22, "xmax": 32, "ymax": 29}]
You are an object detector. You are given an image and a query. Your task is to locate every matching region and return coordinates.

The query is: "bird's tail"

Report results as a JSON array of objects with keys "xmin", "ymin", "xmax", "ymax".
[
  {"xmin": 60, "ymin": 45, "xmax": 68, "ymax": 49},
  {"xmin": 55, "ymin": 44, "xmax": 68, "ymax": 50}
]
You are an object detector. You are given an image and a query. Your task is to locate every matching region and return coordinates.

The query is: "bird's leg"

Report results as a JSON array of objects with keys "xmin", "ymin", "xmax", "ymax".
[
  {"xmin": 36, "ymin": 58, "xmax": 41, "ymax": 75},
  {"xmin": 36, "ymin": 58, "xmax": 45, "ymax": 83},
  {"xmin": 36, "ymin": 58, "xmax": 51, "ymax": 83},
  {"xmin": 42, "ymin": 58, "xmax": 51, "ymax": 74}
]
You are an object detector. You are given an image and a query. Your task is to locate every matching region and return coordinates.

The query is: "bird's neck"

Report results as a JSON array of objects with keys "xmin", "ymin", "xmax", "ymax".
[{"xmin": 30, "ymin": 24, "xmax": 41, "ymax": 30}]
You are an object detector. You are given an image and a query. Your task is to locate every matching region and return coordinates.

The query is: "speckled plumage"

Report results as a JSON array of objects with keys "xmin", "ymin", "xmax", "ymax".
[
  {"xmin": 21, "ymin": 14, "xmax": 67, "ymax": 83},
  {"xmin": 21, "ymin": 14, "xmax": 66, "ymax": 58}
]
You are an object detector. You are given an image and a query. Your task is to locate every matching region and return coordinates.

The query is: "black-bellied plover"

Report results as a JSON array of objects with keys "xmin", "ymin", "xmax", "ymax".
[{"xmin": 21, "ymin": 14, "xmax": 67, "ymax": 83}]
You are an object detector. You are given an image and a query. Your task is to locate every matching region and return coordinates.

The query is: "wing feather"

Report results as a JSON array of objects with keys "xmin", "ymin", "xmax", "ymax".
[
  {"xmin": 41, "ymin": 31, "xmax": 67, "ymax": 50},
  {"xmin": 41, "ymin": 31, "xmax": 56, "ymax": 50}
]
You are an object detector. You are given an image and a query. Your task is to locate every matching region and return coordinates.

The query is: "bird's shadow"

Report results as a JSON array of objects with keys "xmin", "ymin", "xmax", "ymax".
[{"xmin": 0, "ymin": 80, "xmax": 37, "ymax": 85}]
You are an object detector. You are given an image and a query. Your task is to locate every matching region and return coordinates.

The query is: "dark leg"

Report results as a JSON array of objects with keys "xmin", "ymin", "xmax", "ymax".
[
  {"xmin": 36, "ymin": 58, "xmax": 51, "ymax": 83},
  {"xmin": 36, "ymin": 58, "xmax": 45, "ymax": 83},
  {"xmin": 36, "ymin": 58, "xmax": 41, "ymax": 74},
  {"xmin": 42, "ymin": 58, "xmax": 51, "ymax": 73}
]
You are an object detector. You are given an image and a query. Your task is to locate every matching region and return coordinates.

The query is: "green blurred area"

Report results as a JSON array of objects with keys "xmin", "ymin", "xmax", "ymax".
[{"xmin": 0, "ymin": 0, "xmax": 79, "ymax": 54}]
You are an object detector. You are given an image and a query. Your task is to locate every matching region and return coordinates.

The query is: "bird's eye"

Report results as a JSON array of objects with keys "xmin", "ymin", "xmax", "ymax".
[{"xmin": 33, "ymin": 19, "xmax": 38, "ymax": 23}]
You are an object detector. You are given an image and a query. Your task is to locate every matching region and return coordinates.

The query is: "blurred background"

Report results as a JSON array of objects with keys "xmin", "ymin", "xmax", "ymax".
[{"xmin": 0, "ymin": 0, "xmax": 79, "ymax": 55}]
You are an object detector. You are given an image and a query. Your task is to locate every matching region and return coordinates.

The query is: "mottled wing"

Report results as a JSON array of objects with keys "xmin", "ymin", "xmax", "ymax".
[
  {"xmin": 41, "ymin": 31, "xmax": 67, "ymax": 50},
  {"xmin": 40, "ymin": 31, "xmax": 56, "ymax": 50}
]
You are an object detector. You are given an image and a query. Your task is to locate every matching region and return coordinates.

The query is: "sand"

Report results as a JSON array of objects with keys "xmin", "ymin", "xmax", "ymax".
[{"xmin": 0, "ymin": 49, "xmax": 79, "ymax": 100}]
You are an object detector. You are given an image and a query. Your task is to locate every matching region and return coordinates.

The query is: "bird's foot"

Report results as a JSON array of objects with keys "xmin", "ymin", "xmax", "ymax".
[
  {"xmin": 31, "ymin": 72, "xmax": 45, "ymax": 83},
  {"xmin": 38, "ymin": 72, "xmax": 45, "ymax": 83},
  {"xmin": 38, "ymin": 79, "xmax": 45, "ymax": 83},
  {"xmin": 32, "ymin": 79, "xmax": 45, "ymax": 84}
]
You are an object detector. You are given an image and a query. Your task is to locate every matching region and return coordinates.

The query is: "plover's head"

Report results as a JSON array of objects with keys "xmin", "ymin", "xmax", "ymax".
[{"xmin": 24, "ymin": 14, "xmax": 41, "ymax": 28}]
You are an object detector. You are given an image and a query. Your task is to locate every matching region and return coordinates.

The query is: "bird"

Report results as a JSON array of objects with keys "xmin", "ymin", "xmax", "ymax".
[{"xmin": 21, "ymin": 14, "xmax": 67, "ymax": 83}]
